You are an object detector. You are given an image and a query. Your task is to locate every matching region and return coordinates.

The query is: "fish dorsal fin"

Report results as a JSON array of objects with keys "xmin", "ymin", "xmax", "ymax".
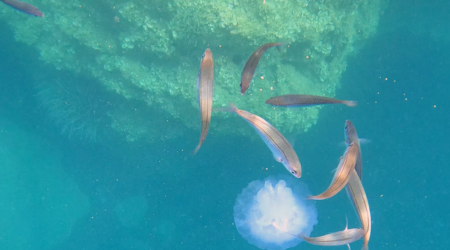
[
  {"xmin": 359, "ymin": 138, "xmax": 371, "ymax": 144},
  {"xmin": 345, "ymin": 216, "xmax": 348, "ymax": 230},
  {"xmin": 286, "ymin": 135, "xmax": 296, "ymax": 148}
]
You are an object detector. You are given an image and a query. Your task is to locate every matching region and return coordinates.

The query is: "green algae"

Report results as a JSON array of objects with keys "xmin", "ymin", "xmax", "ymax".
[{"xmin": 0, "ymin": 0, "xmax": 387, "ymax": 142}]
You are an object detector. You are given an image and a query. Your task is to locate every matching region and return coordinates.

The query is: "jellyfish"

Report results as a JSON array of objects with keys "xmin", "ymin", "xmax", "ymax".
[{"xmin": 234, "ymin": 176, "xmax": 318, "ymax": 250}]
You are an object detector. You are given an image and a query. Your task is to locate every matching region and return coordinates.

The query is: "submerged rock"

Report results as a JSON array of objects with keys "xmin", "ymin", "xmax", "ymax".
[{"xmin": 0, "ymin": 0, "xmax": 387, "ymax": 142}]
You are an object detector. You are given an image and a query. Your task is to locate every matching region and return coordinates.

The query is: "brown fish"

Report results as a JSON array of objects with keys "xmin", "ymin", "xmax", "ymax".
[
  {"xmin": 308, "ymin": 143, "xmax": 358, "ymax": 200},
  {"xmin": 345, "ymin": 120, "xmax": 363, "ymax": 179},
  {"xmin": 346, "ymin": 169, "xmax": 371, "ymax": 250},
  {"xmin": 0, "ymin": 0, "xmax": 43, "ymax": 17},
  {"xmin": 216, "ymin": 103, "xmax": 301, "ymax": 178},
  {"xmin": 192, "ymin": 49, "xmax": 214, "ymax": 155},
  {"xmin": 240, "ymin": 42, "xmax": 281, "ymax": 94},
  {"xmin": 265, "ymin": 94, "xmax": 357, "ymax": 107},
  {"xmin": 299, "ymin": 225, "xmax": 365, "ymax": 247}
]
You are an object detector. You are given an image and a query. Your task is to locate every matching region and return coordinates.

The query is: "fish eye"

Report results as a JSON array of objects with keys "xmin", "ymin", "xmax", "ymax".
[{"xmin": 291, "ymin": 170, "xmax": 297, "ymax": 175}]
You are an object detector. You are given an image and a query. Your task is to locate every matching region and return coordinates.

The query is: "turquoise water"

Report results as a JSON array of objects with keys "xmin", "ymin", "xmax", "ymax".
[{"xmin": 0, "ymin": 1, "xmax": 448, "ymax": 250}]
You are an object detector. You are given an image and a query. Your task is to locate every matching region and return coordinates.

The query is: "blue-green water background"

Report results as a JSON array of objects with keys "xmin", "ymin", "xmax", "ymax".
[{"xmin": 0, "ymin": 1, "xmax": 448, "ymax": 249}]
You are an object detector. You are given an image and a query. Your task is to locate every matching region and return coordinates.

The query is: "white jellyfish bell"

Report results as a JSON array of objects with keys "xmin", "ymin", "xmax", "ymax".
[{"xmin": 234, "ymin": 176, "xmax": 318, "ymax": 250}]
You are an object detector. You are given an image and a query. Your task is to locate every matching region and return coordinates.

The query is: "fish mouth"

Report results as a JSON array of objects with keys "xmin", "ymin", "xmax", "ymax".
[{"xmin": 291, "ymin": 171, "xmax": 301, "ymax": 178}]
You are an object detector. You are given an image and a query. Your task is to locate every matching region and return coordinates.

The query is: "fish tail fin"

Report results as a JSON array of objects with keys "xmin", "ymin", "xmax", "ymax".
[
  {"xmin": 191, "ymin": 143, "xmax": 202, "ymax": 156},
  {"xmin": 275, "ymin": 42, "xmax": 285, "ymax": 52},
  {"xmin": 213, "ymin": 103, "xmax": 238, "ymax": 113},
  {"xmin": 343, "ymin": 100, "xmax": 358, "ymax": 107},
  {"xmin": 307, "ymin": 195, "xmax": 315, "ymax": 200},
  {"xmin": 275, "ymin": 41, "xmax": 291, "ymax": 52},
  {"xmin": 191, "ymin": 134, "xmax": 208, "ymax": 156},
  {"xmin": 295, "ymin": 233, "xmax": 306, "ymax": 239},
  {"xmin": 228, "ymin": 103, "xmax": 239, "ymax": 112},
  {"xmin": 276, "ymin": 44, "xmax": 283, "ymax": 53},
  {"xmin": 308, "ymin": 194, "xmax": 327, "ymax": 201},
  {"xmin": 212, "ymin": 107, "xmax": 233, "ymax": 113}
]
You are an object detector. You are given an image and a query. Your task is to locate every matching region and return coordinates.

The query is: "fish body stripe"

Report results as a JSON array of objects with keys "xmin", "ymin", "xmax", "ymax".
[
  {"xmin": 346, "ymin": 170, "xmax": 371, "ymax": 248},
  {"xmin": 309, "ymin": 144, "xmax": 357, "ymax": 200},
  {"xmin": 193, "ymin": 49, "xmax": 214, "ymax": 155},
  {"xmin": 347, "ymin": 183, "xmax": 370, "ymax": 226},
  {"xmin": 251, "ymin": 119, "xmax": 290, "ymax": 164},
  {"xmin": 236, "ymin": 109, "xmax": 300, "ymax": 176}
]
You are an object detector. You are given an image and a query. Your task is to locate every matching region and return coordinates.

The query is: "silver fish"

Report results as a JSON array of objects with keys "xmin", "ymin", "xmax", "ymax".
[
  {"xmin": 300, "ymin": 225, "xmax": 365, "ymax": 246},
  {"xmin": 192, "ymin": 48, "xmax": 214, "ymax": 155},
  {"xmin": 345, "ymin": 120, "xmax": 362, "ymax": 179},
  {"xmin": 308, "ymin": 143, "xmax": 358, "ymax": 200},
  {"xmin": 346, "ymin": 169, "xmax": 371, "ymax": 250},
  {"xmin": 266, "ymin": 94, "xmax": 357, "ymax": 107},
  {"xmin": 218, "ymin": 103, "xmax": 301, "ymax": 178}
]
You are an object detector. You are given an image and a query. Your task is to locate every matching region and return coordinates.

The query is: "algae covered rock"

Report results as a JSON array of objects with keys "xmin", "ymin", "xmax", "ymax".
[{"xmin": 0, "ymin": 0, "xmax": 386, "ymax": 142}]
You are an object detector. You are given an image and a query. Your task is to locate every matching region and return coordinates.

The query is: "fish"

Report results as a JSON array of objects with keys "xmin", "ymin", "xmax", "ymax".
[
  {"xmin": 216, "ymin": 103, "xmax": 301, "ymax": 178},
  {"xmin": 240, "ymin": 42, "xmax": 282, "ymax": 94},
  {"xmin": 345, "ymin": 120, "xmax": 363, "ymax": 180},
  {"xmin": 299, "ymin": 223, "xmax": 365, "ymax": 247},
  {"xmin": 274, "ymin": 217, "xmax": 365, "ymax": 247},
  {"xmin": 0, "ymin": 0, "xmax": 43, "ymax": 17},
  {"xmin": 346, "ymin": 169, "xmax": 371, "ymax": 250},
  {"xmin": 308, "ymin": 143, "xmax": 358, "ymax": 200},
  {"xmin": 265, "ymin": 94, "xmax": 357, "ymax": 107},
  {"xmin": 192, "ymin": 48, "xmax": 214, "ymax": 155}
]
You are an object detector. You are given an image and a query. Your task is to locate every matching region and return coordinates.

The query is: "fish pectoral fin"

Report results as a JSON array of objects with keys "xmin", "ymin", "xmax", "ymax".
[
  {"xmin": 273, "ymin": 155, "xmax": 283, "ymax": 163},
  {"xmin": 359, "ymin": 138, "xmax": 371, "ymax": 145}
]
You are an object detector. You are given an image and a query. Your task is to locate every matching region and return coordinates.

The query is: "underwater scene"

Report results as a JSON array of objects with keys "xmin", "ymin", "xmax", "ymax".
[{"xmin": 0, "ymin": 0, "xmax": 448, "ymax": 249}]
